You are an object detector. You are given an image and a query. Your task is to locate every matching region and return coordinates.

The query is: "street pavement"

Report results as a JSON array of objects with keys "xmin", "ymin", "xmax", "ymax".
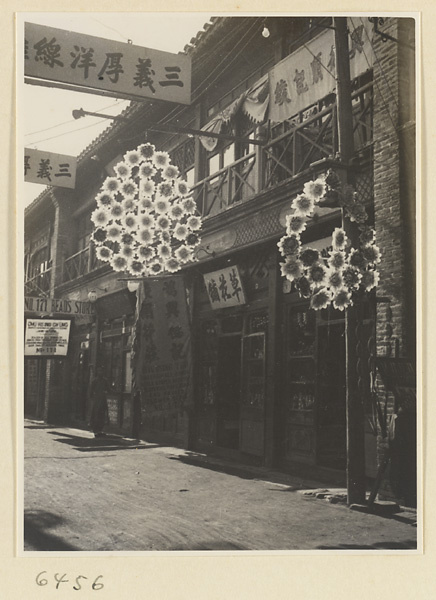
[{"xmin": 23, "ymin": 420, "xmax": 418, "ymax": 552}]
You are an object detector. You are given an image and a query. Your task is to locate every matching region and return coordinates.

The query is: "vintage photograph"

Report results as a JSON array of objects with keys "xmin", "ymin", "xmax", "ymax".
[{"xmin": 19, "ymin": 12, "xmax": 419, "ymax": 553}]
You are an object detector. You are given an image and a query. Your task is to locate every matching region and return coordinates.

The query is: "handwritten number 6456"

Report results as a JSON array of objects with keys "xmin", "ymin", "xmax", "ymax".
[{"xmin": 35, "ymin": 572, "xmax": 104, "ymax": 590}]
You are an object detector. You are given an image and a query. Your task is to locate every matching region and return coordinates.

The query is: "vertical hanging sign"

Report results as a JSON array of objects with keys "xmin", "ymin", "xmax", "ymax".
[{"xmin": 25, "ymin": 22, "xmax": 191, "ymax": 105}]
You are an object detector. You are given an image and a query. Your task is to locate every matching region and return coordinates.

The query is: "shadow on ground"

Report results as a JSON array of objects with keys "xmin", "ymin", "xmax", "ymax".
[
  {"xmin": 24, "ymin": 510, "xmax": 79, "ymax": 551},
  {"xmin": 169, "ymin": 540, "xmax": 248, "ymax": 551},
  {"xmin": 46, "ymin": 431, "xmax": 158, "ymax": 453},
  {"xmin": 316, "ymin": 540, "xmax": 417, "ymax": 550}
]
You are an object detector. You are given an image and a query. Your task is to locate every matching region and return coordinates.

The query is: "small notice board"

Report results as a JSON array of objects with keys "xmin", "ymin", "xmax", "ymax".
[{"xmin": 25, "ymin": 318, "xmax": 71, "ymax": 357}]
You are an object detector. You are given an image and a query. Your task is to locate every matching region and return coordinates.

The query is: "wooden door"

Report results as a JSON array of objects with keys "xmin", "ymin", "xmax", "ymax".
[{"xmin": 240, "ymin": 332, "xmax": 266, "ymax": 456}]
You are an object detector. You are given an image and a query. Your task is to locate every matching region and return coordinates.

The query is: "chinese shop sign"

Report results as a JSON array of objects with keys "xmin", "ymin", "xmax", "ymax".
[
  {"xmin": 203, "ymin": 265, "xmax": 246, "ymax": 309},
  {"xmin": 25, "ymin": 22, "xmax": 191, "ymax": 105},
  {"xmin": 136, "ymin": 277, "xmax": 193, "ymax": 413},
  {"xmin": 25, "ymin": 318, "xmax": 71, "ymax": 356},
  {"xmin": 24, "ymin": 148, "xmax": 77, "ymax": 189},
  {"xmin": 269, "ymin": 17, "xmax": 373, "ymax": 123},
  {"xmin": 24, "ymin": 296, "xmax": 95, "ymax": 316}
]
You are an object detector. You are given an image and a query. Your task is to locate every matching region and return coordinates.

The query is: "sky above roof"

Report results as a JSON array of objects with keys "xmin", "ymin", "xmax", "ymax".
[{"xmin": 19, "ymin": 12, "xmax": 214, "ymax": 207}]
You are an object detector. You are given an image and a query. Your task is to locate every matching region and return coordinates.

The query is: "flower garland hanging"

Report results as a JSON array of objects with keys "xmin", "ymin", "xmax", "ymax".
[
  {"xmin": 91, "ymin": 143, "xmax": 203, "ymax": 277},
  {"xmin": 278, "ymin": 169, "xmax": 381, "ymax": 311}
]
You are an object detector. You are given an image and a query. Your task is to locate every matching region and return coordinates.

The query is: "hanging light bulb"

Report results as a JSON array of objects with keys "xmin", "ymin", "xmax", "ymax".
[{"xmin": 262, "ymin": 25, "xmax": 270, "ymax": 38}]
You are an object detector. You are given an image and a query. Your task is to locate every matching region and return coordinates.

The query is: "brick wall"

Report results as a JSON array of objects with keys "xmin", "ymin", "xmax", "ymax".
[{"xmin": 372, "ymin": 18, "xmax": 416, "ymax": 505}]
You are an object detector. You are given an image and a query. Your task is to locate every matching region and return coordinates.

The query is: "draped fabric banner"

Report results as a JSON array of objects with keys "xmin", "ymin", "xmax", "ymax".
[
  {"xmin": 199, "ymin": 75, "xmax": 269, "ymax": 151},
  {"xmin": 134, "ymin": 276, "xmax": 193, "ymax": 416},
  {"xmin": 268, "ymin": 17, "xmax": 374, "ymax": 123}
]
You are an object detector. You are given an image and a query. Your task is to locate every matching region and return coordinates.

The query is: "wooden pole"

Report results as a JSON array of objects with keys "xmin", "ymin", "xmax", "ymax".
[{"xmin": 333, "ymin": 17, "xmax": 367, "ymax": 505}]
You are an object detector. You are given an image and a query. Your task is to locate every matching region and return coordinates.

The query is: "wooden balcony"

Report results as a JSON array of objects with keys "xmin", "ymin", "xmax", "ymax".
[
  {"xmin": 25, "ymin": 268, "xmax": 52, "ymax": 296},
  {"xmin": 192, "ymin": 80, "xmax": 373, "ymax": 219},
  {"xmin": 62, "ymin": 244, "xmax": 103, "ymax": 284}
]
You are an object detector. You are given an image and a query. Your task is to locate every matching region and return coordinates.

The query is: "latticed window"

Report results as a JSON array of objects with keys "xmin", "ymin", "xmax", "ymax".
[{"xmin": 77, "ymin": 212, "xmax": 93, "ymax": 252}]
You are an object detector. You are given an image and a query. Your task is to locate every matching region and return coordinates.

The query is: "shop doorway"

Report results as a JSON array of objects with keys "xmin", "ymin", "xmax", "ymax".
[
  {"xmin": 216, "ymin": 335, "xmax": 241, "ymax": 449},
  {"xmin": 317, "ymin": 322, "xmax": 346, "ymax": 470}
]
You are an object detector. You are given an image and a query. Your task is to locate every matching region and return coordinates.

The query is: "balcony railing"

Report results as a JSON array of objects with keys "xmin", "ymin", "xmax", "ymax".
[
  {"xmin": 63, "ymin": 244, "xmax": 104, "ymax": 283},
  {"xmin": 25, "ymin": 268, "xmax": 52, "ymax": 296},
  {"xmin": 192, "ymin": 80, "xmax": 373, "ymax": 218}
]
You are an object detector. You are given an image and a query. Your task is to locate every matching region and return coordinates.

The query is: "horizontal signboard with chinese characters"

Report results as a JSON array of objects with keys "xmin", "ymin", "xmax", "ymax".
[
  {"xmin": 25, "ymin": 319, "xmax": 71, "ymax": 356},
  {"xmin": 25, "ymin": 296, "xmax": 95, "ymax": 316},
  {"xmin": 203, "ymin": 265, "xmax": 246, "ymax": 309},
  {"xmin": 24, "ymin": 148, "xmax": 77, "ymax": 188},
  {"xmin": 25, "ymin": 22, "xmax": 191, "ymax": 105},
  {"xmin": 269, "ymin": 17, "xmax": 373, "ymax": 123}
]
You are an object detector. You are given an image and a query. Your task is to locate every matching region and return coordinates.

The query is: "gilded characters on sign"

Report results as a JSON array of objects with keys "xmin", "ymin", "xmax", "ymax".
[
  {"xmin": 33, "ymin": 37, "xmax": 64, "ymax": 68},
  {"xmin": 37, "ymin": 158, "xmax": 52, "ymax": 181},
  {"xmin": 207, "ymin": 279, "xmax": 220, "ymax": 303},
  {"xmin": 219, "ymin": 273, "xmax": 231, "ymax": 301},
  {"xmin": 274, "ymin": 78, "xmax": 292, "ymax": 106},
  {"xmin": 293, "ymin": 68, "xmax": 309, "ymax": 95},
  {"xmin": 133, "ymin": 57, "xmax": 156, "ymax": 92},
  {"xmin": 159, "ymin": 66, "xmax": 184, "ymax": 88},
  {"xmin": 70, "ymin": 46, "xmax": 96, "ymax": 79},
  {"xmin": 349, "ymin": 25, "xmax": 365, "ymax": 59},
  {"xmin": 229, "ymin": 268, "xmax": 242, "ymax": 302},
  {"xmin": 98, "ymin": 53, "xmax": 124, "ymax": 83},
  {"xmin": 310, "ymin": 51, "xmax": 323, "ymax": 84},
  {"xmin": 54, "ymin": 163, "xmax": 72, "ymax": 178}
]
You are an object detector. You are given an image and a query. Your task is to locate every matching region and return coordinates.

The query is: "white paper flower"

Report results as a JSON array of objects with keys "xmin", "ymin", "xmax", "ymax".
[
  {"xmin": 138, "ymin": 143, "xmax": 155, "ymax": 161},
  {"xmin": 121, "ymin": 197, "xmax": 136, "ymax": 212},
  {"xmin": 332, "ymin": 227, "xmax": 348, "ymax": 251},
  {"xmin": 280, "ymin": 258, "xmax": 303, "ymax": 281},
  {"xmin": 138, "ymin": 228, "xmax": 154, "ymax": 245},
  {"xmin": 114, "ymin": 162, "xmax": 131, "ymax": 179},
  {"xmin": 139, "ymin": 214, "xmax": 156, "ymax": 229},
  {"xmin": 158, "ymin": 182, "xmax": 173, "ymax": 198},
  {"xmin": 120, "ymin": 244, "xmax": 134, "ymax": 259},
  {"xmin": 181, "ymin": 197, "xmax": 197, "ymax": 214},
  {"xmin": 128, "ymin": 259, "xmax": 146, "ymax": 276},
  {"xmin": 176, "ymin": 180, "xmax": 190, "ymax": 197},
  {"xmin": 139, "ymin": 197, "xmax": 153, "ymax": 211},
  {"xmin": 139, "ymin": 163, "xmax": 157, "ymax": 179},
  {"xmin": 153, "ymin": 151, "xmax": 170, "ymax": 169},
  {"xmin": 303, "ymin": 177, "xmax": 326, "ymax": 202},
  {"xmin": 107, "ymin": 224, "xmax": 122, "ymax": 242},
  {"xmin": 140, "ymin": 179, "xmax": 155, "ymax": 198},
  {"xmin": 286, "ymin": 214, "xmax": 307, "ymax": 235},
  {"xmin": 111, "ymin": 255, "xmax": 128, "ymax": 272},
  {"xmin": 103, "ymin": 177, "xmax": 121, "ymax": 194},
  {"xmin": 175, "ymin": 245, "xmax": 192, "ymax": 263},
  {"xmin": 187, "ymin": 215, "xmax": 202, "ymax": 231},
  {"xmin": 361, "ymin": 269, "xmax": 380, "ymax": 292},
  {"xmin": 174, "ymin": 224, "xmax": 189, "ymax": 241},
  {"xmin": 291, "ymin": 194, "xmax": 315, "ymax": 217},
  {"xmin": 122, "ymin": 214, "xmax": 138, "ymax": 231},
  {"xmin": 310, "ymin": 288, "xmax": 332, "ymax": 310},
  {"xmin": 110, "ymin": 203, "xmax": 125, "ymax": 220},
  {"xmin": 138, "ymin": 245, "xmax": 155, "ymax": 261},
  {"xmin": 96, "ymin": 191, "xmax": 114, "ymax": 208},
  {"xmin": 120, "ymin": 180, "xmax": 138, "ymax": 199},
  {"xmin": 154, "ymin": 197, "xmax": 171, "ymax": 214},
  {"xmin": 91, "ymin": 208, "xmax": 110, "ymax": 226},
  {"xmin": 164, "ymin": 257, "xmax": 181, "ymax": 273},
  {"xmin": 149, "ymin": 258, "xmax": 164, "ymax": 275},
  {"xmin": 157, "ymin": 243, "xmax": 172, "ymax": 260},
  {"xmin": 96, "ymin": 245, "xmax": 113, "ymax": 261},
  {"xmin": 124, "ymin": 150, "xmax": 141, "ymax": 167},
  {"xmin": 163, "ymin": 165, "xmax": 179, "ymax": 180},
  {"xmin": 328, "ymin": 250, "xmax": 347, "ymax": 270},
  {"xmin": 156, "ymin": 215, "xmax": 171, "ymax": 230},
  {"xmin": 326, "ymin": 269, "xmax": 344, "ymax": 290},
  {"xmin": 170, "ymin": 203, "xmax": 185, "ymax": 220},
  {"xmin": 332, "ymin": 288, "xmax": 353, "ymax": 311}
]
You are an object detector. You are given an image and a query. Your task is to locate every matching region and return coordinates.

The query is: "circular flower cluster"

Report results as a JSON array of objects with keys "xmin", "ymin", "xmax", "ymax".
[
  {"xmin": 278, "ymin": 172, "xmax": 381, "ymax": 310},
  {"xmin": 91, "ymin": 144, "xmax": 202, "ymax": 276}
]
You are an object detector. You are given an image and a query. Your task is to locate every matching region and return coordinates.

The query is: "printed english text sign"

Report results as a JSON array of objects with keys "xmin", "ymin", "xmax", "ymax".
[
  {"xmin": 24, "ymin": 148, "xmax": 77, "ymax": 189},
  {"xmin": 25, "ymin": 22, "xmax": 191, "ymax": 105},
  {"xmin": 203, "ymin": 265, "xmax": 246, "ymax": 309},
  {"xmin": 25, "ymin": 319, "xmax": 71, "ymax": 356}
]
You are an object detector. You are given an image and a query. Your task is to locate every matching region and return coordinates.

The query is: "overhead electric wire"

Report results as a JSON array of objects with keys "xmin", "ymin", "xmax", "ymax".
[
  {"xmin": 25, "ymin": 99, "xmax": 129, "ymax": 138},
  {"xmin": 26, "ymin": 118, "xmax": 112, "ymax": 147}
]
